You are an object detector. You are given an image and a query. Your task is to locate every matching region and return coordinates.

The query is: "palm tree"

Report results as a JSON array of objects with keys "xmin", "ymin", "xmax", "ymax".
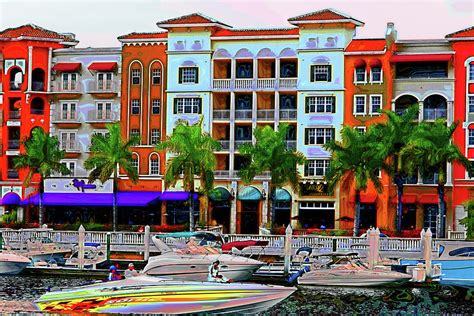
[
  {"xmin": 401, "ymin": 120, "xmax": 471, "ymax": 237},
  {"xmin": 371, "ymin": 106, "xmax": 420, "ymax": 233},
  {"xmin": 459, "ymin": 200, "xmax": 474, "ymax": 240},
  {"xmin": 84, "ymin": 123, "xmax": 139, "ymax": 231},
  {"xmin": 238, "ymin": 124, "xmax": 305, "ymax": 226},
  {"xmin": 156, "ymin": 118, "xmax": 221, "ymax": 231},
  {"xmin": 13, "ymin": 127, "xmax": 70, "ymax": 225},
  {"xmin": 324, "ymin": 126, "xmax": 390, "ymax": 236}
]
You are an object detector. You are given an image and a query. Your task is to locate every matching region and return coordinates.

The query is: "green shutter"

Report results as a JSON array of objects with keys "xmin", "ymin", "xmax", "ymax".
[
  {"xmin": 174, "ymin": 98, "xmax": 178, "ymax": 114},
  {"xmin": 178, "ymin": 69, "xmax": 183, "ymax": 84},
  {"xmin": 304, "ymin": 129, "xmax": 309, "ymax": 145},
  {"xmin": 327, "ymin": 65, "xmax": 332, "ymax": 82},
  {"xmin": 195, "ymin": 68, "xmax": 199, "ymax": 83},
  {"xmin": 310, "ymin": 65, "xmax": 315, "ymax": 82}
]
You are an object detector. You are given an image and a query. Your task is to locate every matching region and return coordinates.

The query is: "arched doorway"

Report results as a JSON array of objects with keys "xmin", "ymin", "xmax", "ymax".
[
  {"xmin": 272, "ymin": 188, "xmax": 292, "ymax": 227},
  {"xmin": 395, "ymin": 95, "xmax": 418, "ymax": 116},
  {"xmin": 423, "ymin": 94, "xmax": 447, "ymax": 120},
  {"xmin": 238, "ymin": 186, "xmax": 261, "ymax": 234},
  {"xmin": 9, "ymin": 67, "xmax": 23, "ymax": 90},
  {"xmin": 30, "ymin": 97, "xmax": 45, "ymax": 115},
  {"xmin": 209, "ymin": 187, "xmax": 231, "ymax": 233},
  {"xmin": 32, "ymin": 68, "xmax": 45, "ymax": 91}
]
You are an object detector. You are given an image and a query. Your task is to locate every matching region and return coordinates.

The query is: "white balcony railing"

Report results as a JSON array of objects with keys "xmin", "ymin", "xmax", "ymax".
[
  {"xmin": 257, "ymin": 109, "xmax": 275, "ymax": 121},
  {"xmin": 212, "ymin": 79, "xmax": 231, "ymax": 90},
  {"xmin": 52, "ymin": 111, "xmax": 79, "ymax": 123},
  {"xmin": 256, "ymin": 78, "xmax": 276, "ymax": 90},
  {"xmin": 286, "ymin": 140, "xmax": 297, "ymax": 150},
  {"xmin": 279, "ymin": 78, "xmax": 297, "ymax": 89},
  {"xmin": 214, "ymin": 170, "xmax": 231, "ymax": 178},
  {"xmin": 86, "ymin": 110, "xmax": 118, "ymax": 122},
  {"xmin": 61, "ymin": 143, "xmax": 80, "ymax": 152},
  {"xmin": 51, "ymin": 81, "xmax": 82, "ymax": 93},
  {"xmin": 279, "ymin": 109, "xmax": 297, "ymax": 120},
  {"xmin": 85, "ymin": 80, "xmax": 119, "ymax": 93},
  {"xmin": 423, "ymin": 108, "xmax": 447, "ymax": 120},
  {"xmin": 213, "ymin": 109, "xmax": 230, "ymax": 120},
  {"xmin": 234, "ymin": 79, "xmax": 253, "ymax": 90},
  {"xmin": 235, "ymin": 109, "xmax": 252, "ymax": 120}
]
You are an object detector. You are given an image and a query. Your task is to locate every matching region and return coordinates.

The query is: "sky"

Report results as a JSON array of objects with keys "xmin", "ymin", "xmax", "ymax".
[{"xmin": 0, "ymin": 0, "xmax": 473, "ymax": 48}]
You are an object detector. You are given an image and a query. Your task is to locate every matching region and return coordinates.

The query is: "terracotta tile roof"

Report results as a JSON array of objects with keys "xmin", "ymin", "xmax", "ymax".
[
  {"xmin": 118, "ymin": 32, "xmax": 168, "ymax": 40},
  {"xmin": 288, "ymin": 8, "xmax": 364, "ymax": 26},
  {"xmin": 0, "ymin": 24, "xmax": 76, "ymax": 42},
  {"xmin": 345, "ymin": 39, "xmax": 386, "ymax": 52},
  {"xmin": 213, "ymin": 27, "xmax": 299, "ymax": 37},
  {"xmin": 446, "ymin": 26, "xmax": 474, "ymax": 38},
  {"xmin": 156, "ymin": 13, "xmax": 231, "ymax": 28}
]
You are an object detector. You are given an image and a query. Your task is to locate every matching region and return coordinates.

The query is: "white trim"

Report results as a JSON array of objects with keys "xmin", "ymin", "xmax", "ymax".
[
  {"xmin": 344, "ymin": 50, "xmax": 386, "ymax": 55},
  {"xmin": 369, "ymin": 94, "xmax": 382, "ymax": 115},
  {"xmin": 353, "ymin": 94, "xmax": 367, "ymax": 115},
  {"xmin": 465, "ymin": 159, "xmax": 474, "ymax": 180},
  {"xmin": 353, "ymin": 67, "xmax": 367, "ymax": 84},
  {"xmin": 289, "ymin": 18, "xmax": 364, "ymax": 26},
  {"xmin": 369, "ymin": 67, "xmax": 383, "ymax": 84},
  {"xmin": 95, "ymin": 100, "xmax": 114, "ymax": 121},
  {"xmin": 148, "ymin": 59, "xmax": 165, "ymax": 145},
  {"xmin": 59, "ymin": 159, "xmax": 77, "ymax": 177},
  {"xmin": 131, "ymin": 151, "xmax": 140, "ymax": 174},
  {"xmin": 127, "ymin": 60, "xmax": 144, "ymax": 145},
  {"xmin": 178, "ymin": 65, "xmax": 199, "ymax": 85},
  {"xmin": 58, "ymin": 100, "xmax": 79, "ymax": 121},
  {"xmin": 148, "ymin": 152, "xmax": 161, "ymax": 176},
  {"xmin": 157, "ymin": 23, "xmax": 231, "ymax": 29},
  {"xmin": 304, "ymin": 95, "xmax": 336, "ymax": 114},
  {"xmin": 211, "ymin": 35, "xmax": 299, "ymax": 40}
]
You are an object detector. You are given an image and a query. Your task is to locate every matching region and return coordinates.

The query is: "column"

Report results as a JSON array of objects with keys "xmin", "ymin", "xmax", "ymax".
[
  {"xmin": 230, "ymin": 59, "xmax": 236, "ymax": 80},
  {"xmin": 418, "ymin": 100, "xmax": 423, "ymax": 121},
  {"xmin": 47, "ymin": 47, "xmax": 52, "ymax": 93},
  {"xmin": 252, "ymin": 91, "xmax": 257, "ymax": 143},
  {"xmin": 262, "ymin": 181, "xmax": 269, "ymax": 226},
  {"xmin": 229, "ymin": 92, "xmax": 235, "ymax": 174},
  {"xmin": 27, "ymin": 46, "xmax": 33, "ymax": 91},
  {"xmin": 230, "ymin": 181, "xmax": 237, "ymax": 234},
  {"xmin": 274, "ymin": 91, "xmax": 280, "ymax": 129},
  {"xmin": 447, "ymin": 101, "xmax": 454, "ymax": 126},
  {"xmin": 446, "ymin": 162, "xmax": 452, "ymax": 186}
]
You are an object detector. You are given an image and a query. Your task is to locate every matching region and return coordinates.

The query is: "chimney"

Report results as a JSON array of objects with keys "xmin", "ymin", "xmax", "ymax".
[{"xmin": 385, "ymin": 22, "xmax": 397, "ymax": 48}]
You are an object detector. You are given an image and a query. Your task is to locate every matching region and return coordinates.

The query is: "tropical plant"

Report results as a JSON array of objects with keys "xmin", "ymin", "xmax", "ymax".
[
  {"xmin": 401, "ymin": 120, "xmax": 471, "ymax": 237},
  {"xmin": 238, "ymin": 124, "xmax": 305, "ymax": 225},
  {"xmin": 371, "ymin": 105, "xmax": 420, "ymax": 232},
  {"xmin": 14, "ymin": 127, "xmax": 70, "ymax": 225},
  {"xmin": 156, "ymin": 118, "xmax": 221, "ymax": 231},
  {"xmin": 84, "ymin": 123, "xmax": 139, "ymax": 231},
  {"xmin": 459, "ymin": 200, "xmax": 474, "ymax": 240},
  {"xmin": 324, "ymin": 126, "xmax": 390, "ymax": 236}
]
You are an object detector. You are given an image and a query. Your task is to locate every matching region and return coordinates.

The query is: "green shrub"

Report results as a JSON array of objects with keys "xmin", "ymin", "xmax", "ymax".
[{"xmin": 459, "ymin": 200, "xmax": 474, "ymax": 240}]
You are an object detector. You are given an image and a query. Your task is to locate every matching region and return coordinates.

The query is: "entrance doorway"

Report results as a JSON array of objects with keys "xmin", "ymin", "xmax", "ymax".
[
  {"xmin": 212, "ymin": 201, "xmax": 231, "ymax": 233},
  {"xmin": 424, "ymin": 204, "xmax": 438, "ymax": 237},
  {"xmin": 401, "ymin": 204, "xmax": 417, "ymax": 230},
  {"xmin": 241, "ymin": 201, "xmax": 259, "ymax": 234},
  {"xmin": 360, "ymin": 203, "xmax": 376, "ymax": 229}
]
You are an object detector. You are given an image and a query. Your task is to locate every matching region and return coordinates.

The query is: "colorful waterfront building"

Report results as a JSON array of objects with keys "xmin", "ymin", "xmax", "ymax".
[
  {"xmin": 446, "ymin": 26, "xmax": 474, "ymax": 233},
  {"xmin": 0, "ymin": 25, "xmax": 77, "ymax": 221},
  {"xmin": 341, "ymin": 23, "xmax": 397, "ymax": 231}
]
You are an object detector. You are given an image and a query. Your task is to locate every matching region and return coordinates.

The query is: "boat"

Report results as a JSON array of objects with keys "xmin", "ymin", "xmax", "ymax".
[
  {"xmin": 35, "ymin": 275, "xmax": 296, "ymax": 314},
  {"xmin": 0, "ymin": 252, "xmax": 31, "ymax": 275},
  {"xmin": 142, "ymin": 237, "xmax": 265, "ymax": 282},
  {"xmin": 65, "ymin": 242, "xmax": 107, "ymax": 268},
  {"xmin": 400, "ymin": 241, "xmax": 474, "ymax": 287},
  {"xmin": 18, "ymin": 236, "xmax": 70, "ymax": 265},
  {"xmin": 298, "ymin": 252, "xmax": 412, "ymax": 287}
]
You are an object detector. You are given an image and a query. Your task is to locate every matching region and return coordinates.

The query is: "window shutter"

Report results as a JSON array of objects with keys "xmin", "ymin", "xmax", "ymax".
[
  {"xmin": 305, "ymin": 97, "xmax": 309, "ymax": 113},
  {"xmin": 197, "ymin": 98, "xmax": 202, "ymax": 113},
  {"xmin": 304, "ymin": 129, "xmax": 309, "ymax": 145},
  {"xmin": 195, "ymin": 68, "xmax": 199, "ymax": 83},
  {"xmin": 304, "ymin": 162, "xmax": 308, "ymax": 176},
  {"xmin": 174, "ymin": 98, "xmax": 178, "ymax": 114},
  {"xmin": 310, "ymin": 65, "xmax": 315, "ymax": 82},
  {"xmin": 327, "ymin": 66, "xmax": 332, "ymax": 82},
  {"xmin": 178, "ymin": 69, "xmax": 183, "ymax": 84},
  {"xmin": 331, "ymin": 96, "xmax": 336, "ymax": 113}
]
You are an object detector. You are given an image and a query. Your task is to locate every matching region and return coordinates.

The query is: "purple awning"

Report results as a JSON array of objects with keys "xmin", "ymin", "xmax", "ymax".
[
  {"xmin": 160, "ymin": 191, "xmax": 198, "ymax": 201},
  {"xmin": 0, "ymin": 192, "xmax": 21, "ymax": 205}
]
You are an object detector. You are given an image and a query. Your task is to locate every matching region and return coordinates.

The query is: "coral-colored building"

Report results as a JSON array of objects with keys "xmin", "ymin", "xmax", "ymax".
[
  {"xmin": 0, "ymin": 25, "xmax": 77, "ymax": 221},
  {"xmin": 446, "ymin": 27, "xmax": 474, "ymax": 232}
]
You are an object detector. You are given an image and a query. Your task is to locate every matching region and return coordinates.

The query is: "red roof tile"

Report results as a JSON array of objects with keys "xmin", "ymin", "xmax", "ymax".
[
  {"xmin": 345, "ymin": 39, "xmax": 386, "ymax": 52},
  {"xmin": 288, "ymin": 8, "xmax": 363, "ymax": 25},
  {"xmin": 0, "ymin": 24, "xmax": 76, "ymax": 42},
  {"xmin": 213, "ymin": 28, "xmax": 299, "ymax": 37},
  {"xmin": 446, "ymin": 26, "xmax": 474, "ymax": 38},
  {"xmin": 157, "ymin": 13, "xmax": 231, "ymax": 28},
  {"xmin": 118, "ymin": 32, "xmax": 168, "ymax": 40}
]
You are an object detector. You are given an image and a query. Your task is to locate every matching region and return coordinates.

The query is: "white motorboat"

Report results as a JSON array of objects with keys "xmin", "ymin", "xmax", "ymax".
[
  {"xmin": 65, "ymin": 242, "xmax": 107, "ymax": 268},
  {"xmin": 35, "ymin": 275, "xmax": 295, "ymax": 314},
  {"xmin": 142, "ymin": 237, "xmax": 265, "ymax": 282},
  {"xmin": 0, "ymin": 252, "xmax": 31, "ymax": 275},
  {"xmin": 298, "ymin": 252, "xmax": 412, "ymax": 287}
]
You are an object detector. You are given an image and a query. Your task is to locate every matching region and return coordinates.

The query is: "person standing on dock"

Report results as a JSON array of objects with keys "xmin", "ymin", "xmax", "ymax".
[{"xmin": 124, "ymin": 263, "xmax": 139, "ymax": 278}]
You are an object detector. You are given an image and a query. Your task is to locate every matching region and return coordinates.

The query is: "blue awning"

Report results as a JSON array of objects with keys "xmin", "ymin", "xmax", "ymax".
[
  {"xmin": 160, "ymin": 191, "xmax": 198, "ymax": 201},
  {"xmin": 209, "ymin": 187, "xmax": 231, "ymax": 201},
  {"xmin": 0, "ymin": 192, "xmax": 21, "ymax": 205},
  {"xmin": 238, "ymin": 186, "xmax": 262, "ymax": 201},
  {"xmin": 273, "ymin": 188, "xmax": 292, "ymax": 202}
]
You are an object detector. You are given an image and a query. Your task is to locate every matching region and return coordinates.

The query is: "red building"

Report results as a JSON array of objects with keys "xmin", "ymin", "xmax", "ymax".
[
  {"xmin": 446, "ymin": 26, "xmax": 474, "ymax": 230},
  {"xmin": 0, "ymin": 25, "xmax": 77, "ymax": 221}
]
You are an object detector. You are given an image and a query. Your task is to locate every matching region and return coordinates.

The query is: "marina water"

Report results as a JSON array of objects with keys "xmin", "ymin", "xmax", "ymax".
[{"xmin": 1, "ymin": 275, "xmax": 473, "ymax": 314}]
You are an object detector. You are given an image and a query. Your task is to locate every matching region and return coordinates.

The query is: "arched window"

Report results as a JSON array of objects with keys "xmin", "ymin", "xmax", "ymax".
[
  {"xmin": 10, "ymin": 67, "xmax": 23, "ymax": 90},
  {"xmin": 131, "ymin": 153, "xmax": 139, "ymax": 173},
  {"xmin": 423, "ymin": 95, "xmax": 447, "ymax": 120},
  {"xmin": 149, "ymin": 153, "xmax": 160, "ymax": 175},
  {"xmin": 395, "ymin": 95, "xmax": 418, "ymax": 116},
  {"xmin": 32, "ymin": 68, "xmax": 45, "ymax": 91},
  {"xmin": 30, "ymin": 97, "xmax": 45, "ymax": 115}
]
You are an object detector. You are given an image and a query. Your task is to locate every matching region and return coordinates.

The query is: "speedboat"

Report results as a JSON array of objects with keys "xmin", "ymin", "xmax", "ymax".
[
  {"xmin": 65, "ymin": 242, "xmax": 107, "ymax": 268},
  {"xmin": 0, "ymin": 252, "xmax": 31, "ymax": 275},
  {"xmin": 142, "ymin": 237, "xmax": 265, "ymax": 282},
  {"xmin": 35, "ymin": 275, "xmax": 296, "ymax": 314},
  {"xmin": 298, "ymin": 252, "xmax": 412, "ymax": 287}
]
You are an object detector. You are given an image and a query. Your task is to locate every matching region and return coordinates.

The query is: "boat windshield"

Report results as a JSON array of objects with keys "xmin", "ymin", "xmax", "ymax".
[{"xmin": 448, "ymin": 247, "xmax": 474, "ymax": 257}]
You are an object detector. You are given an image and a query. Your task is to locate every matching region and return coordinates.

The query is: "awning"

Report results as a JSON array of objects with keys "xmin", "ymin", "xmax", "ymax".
[
  {"xmin": 273, "ymin": 188, "xmax": 291, "ymax": 202},
  {"xmin": 237, "ymin": 186, "xmax": 262, "ymax": 201},
  {"xmin": 20, "ymin": 192, "xmax": 161, "ymax": 207},
  {"xmin": 369, "ymin": 58, "xmax": 382, "ymax": 67},
  {"xmin": 0, "ymin": 192, "xmax": 21, "ymax": 205},
  {"xmin": 390, "ymin": 54, "xmax": 452, "ymax": 63},
  {"xmin": 359, "ymin": 193, "xmax": 377, "ymax": 203},
  {"xmin": 390, "ymin": 194, "xmax": 417, "ymax": 204},
  {"xmin": 52, "ymin": 62, "xmax": 81, "ymax": 72},
  {"xmin": 209, "ymin": 187, "xmax": 231, "ymax": 201},
  {"xmin": 354, "ymin": 59, "xmax": 366, "ymax": 68},
  {"xmin": 88, "ymin": 62, "xmax": 117, "ymax": 72},
  {"xmin": 160, "ymin": 191, "xmax": 198, "ymax": 201},
  {"xmin": 419, "ymin": 194, "xmax": 441, "ymax": 204}
]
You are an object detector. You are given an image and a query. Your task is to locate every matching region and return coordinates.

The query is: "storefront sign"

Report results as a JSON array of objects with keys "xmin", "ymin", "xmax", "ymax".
[
  {"xmin": 299, "ymin": 182, "xmax": 330, "ymax": 196},
  {"xmin": 45, "ymin": 178, "xmax": 113, "ymax": 193}
]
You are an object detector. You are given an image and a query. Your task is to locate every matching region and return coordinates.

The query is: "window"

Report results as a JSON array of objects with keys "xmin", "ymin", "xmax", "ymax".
[
  {"xmin": 59, "ymin": 131, "xmax": 77, "ymax": 151},
  {"xmin": 131, "ymin": 99, "xmax": 140, "ymax": 115},
  {"xmin": 469, "ymin": 96, "xmax": 474, "ymax": 113},
  {"xmin": 150, "ymin": 155, "xmax": 160, "ymax": 175},
  {"xmin": 62, "ymin": 73, "xmax": 77, "ymax": 91},
  {"xmin": 355, "ymin": 67, "xmax": 366, "ymax": 83},
  {"xmin": 370, "ymin": 95, "xmax": 382, "ymax": 114},
  {"xmin": 60, "ymin": 161, "xmax": 75, "ymax": 177},
  {"xmin": 174, "ymin": 98, "xmax": 201, "ymax": 114},
  {"xmin": 304, "ymin": 159, "xmax": 330, "ymax": 177},
  {"xmin": 467, "ymin": 161, "xmax": 474, "ymax": 179},
  {"xmin": 305, "ymin": 128, "xmax": 334, "ymax": 145},
  {"xmin": 395, "ymin": 62, "xmax": 447, "ymax": 79},
  {"xmin": 470, "ymin": 64, "xmax": 474, "ymax": 81},
  {"xmin": 355, "ymin": 126, "xmax": 366, "ymax": 134},
  {"xmin": 152, "ymin": 69, "xmax": 161, "ymax": 84},
  {"xmin": 131, "ymin": 155, "xmax": 139, "ymax": 173},
  {"xmin": 305, "ymin": 96, "xmax": 335, "ymax": 113},
  {"xmin": 371, "ymin": 66, "xmax": 382, "ymax": 83},
  {"xmin": 354, "ymin": 95, "xmax": 366, "ymax": 115},
  {"xmin": 178, "ymin": 67, "xmax": 198, "ymax": 84},
  {"xmin": 93, "ymin": 130, "xmax": 109, "ymax": 138},
  {"xmin": 469, "ymin": 129, "xmax": 474, "ymax": 146},
  {"xmin": 131, "ymin": 69, "xmax": 141, "ymax": 85},
  {"xmin": 96, "ymin": 102, "xmax": 112, "ymax": 120},
  {"xmin": 150, "ymin": 129, "xmax": 160, "ymax": 145},
  {"xmin": 310, "ymin": 65, "xmax": 332, "ymax": 82},
  {"xmin": 60, "ymin": 102, "xmax": 77, "ymax": 120},
  {"xmin": 97, "ymin": 72, "xmax": 113, "ymax": 90},
  {"xmin": 152, "ymin": 99, "xmax": 160, "ymax": 115},
  {"xmin": 130, "ymin": 129, "xmax": 140, "ymax": 139}
]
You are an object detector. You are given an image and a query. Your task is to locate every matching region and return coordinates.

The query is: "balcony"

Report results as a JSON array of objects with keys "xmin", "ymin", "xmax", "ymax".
[
  {"xmin": 286, "ymin": 140, "xmax": 297, "ymax": 150},
  {"xmin": 235, "ymin": 139, "xmax": 252, "ymax": 150},
  {"xmin": 212, "ymin": 79, "xmax": 231, "ymax": 90},
  {"xmin": 256, "ymin": 109, "xmax": 275, "ymax": 121},
  {"xmin": 213, "ymin": 110, "xmax": 230, "ymax": 120},
  {"xmin": 31, "ymin": 81, "xmax": 45, "ymax": 92},
  {"xmin": 217, "ymin": 140, "xmax": 230, "ymax": 151},
  {"xmin": 255, "ymin": 171, "xmax": 272, "ymax": 179},
  {"xmin": 256, "ymin": 78, "xmax": 276, "ymax": 90},
  {"xmin": 279, "ymin": 78, "xmax": 297, "ymax": 90},
  {"xmin": 9, "ymin": 82, "xmax": 22, "ymax": 91},
  {"xmin": 86, "ymin": 110, "xmax": 117, "ymax": 123},
  {"xmin": 51, "ymin": 81, "xmax": 82, "ymax": 94},
  {"xmin": 52, "ymin": 112, "xmax": 79, "ymax": 123},
  {"xmin": 85, "ymin": 80, "xmax": 119, "ymax": 94},
  {"xmin": 423, "ymin": 108, "xmax": 447, "ymax": 120},
  {"xmin": 61, "ymin": 143, "xmax": 80, "ymax": 153},
  {"xmin": 234, "ymin": 79, "xmax": 254, "ymax": 90},
  {"xmin": 30, "ymin": 109, "xmax": 44, "ymax": 115},
  {"xmin": 279, "ymin": 109, "xmax": 297, "ymax": 121},
  {"xmin": 214, "ymin": 170, "xmax": 231, "ymax": 178},
  {"xmin": 7, "ymin": 169, "xmax": 19, "ymax": 179},
  {"xmin": 8, "ymin": 110, "xmax": 20, "ymax": 120},
  {"xmin": 8, "ymin": 140, "xmax": 20, "ymax": 150},
  {"xmin": 235, "ymin": 110, "xmax": 252, "ymax": 120}
]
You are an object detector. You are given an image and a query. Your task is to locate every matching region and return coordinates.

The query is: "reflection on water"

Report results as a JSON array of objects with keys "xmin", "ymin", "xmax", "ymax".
[{"xmin": 0, "ymin": 275, "xmax": 473, "ymax": 314}]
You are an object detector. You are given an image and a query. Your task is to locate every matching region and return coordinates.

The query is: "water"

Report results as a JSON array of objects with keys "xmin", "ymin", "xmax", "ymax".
[{"xmin": 1, "ymin": 275, "xmax": 473, "ymax": 314}]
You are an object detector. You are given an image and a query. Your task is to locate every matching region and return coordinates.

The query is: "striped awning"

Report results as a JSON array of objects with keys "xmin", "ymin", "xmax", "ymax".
[
  {"xmin": 273, "ymin": 189, "xmax": 291, "ymax": 202},
  {"xmin": 237, "ymin": 186, "xmax": 262, "ymax": 201}
]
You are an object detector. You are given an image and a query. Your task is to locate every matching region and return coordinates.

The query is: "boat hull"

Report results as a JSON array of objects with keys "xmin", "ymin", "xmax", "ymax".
[
  {"xmin": 401, "ymin": 259, "xmax": 474, "ymax": 287},
  {"xmin": 35, "ymin": 276, "xmax": 295, "ymax": 314},
  {"xmin": 0, "ymin": 260, "xmax": 30, "ymax": 275},
  {"xmin": 298, "ymin": 270, "xmax": 412, "ymax": 287}
]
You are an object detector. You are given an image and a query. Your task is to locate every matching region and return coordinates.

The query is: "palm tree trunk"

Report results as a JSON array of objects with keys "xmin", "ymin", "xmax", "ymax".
[
  {"xmin": 113, "ymin": 168, "xmax": 118, "ymax": 232},
  {"xmin": 437, "ymin": 183, "xmax": 446, "ymax": 238},
  {"xmin": 354, "ymin": 190, "xmax": 361, "ymax": 237},
  {"xmin": 394, "ymin": 174, "xmax": 404, "ymax": 233},
  {"xmin": 38, "ymin": 177, "xmax": 44, "ymax": 226}
]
